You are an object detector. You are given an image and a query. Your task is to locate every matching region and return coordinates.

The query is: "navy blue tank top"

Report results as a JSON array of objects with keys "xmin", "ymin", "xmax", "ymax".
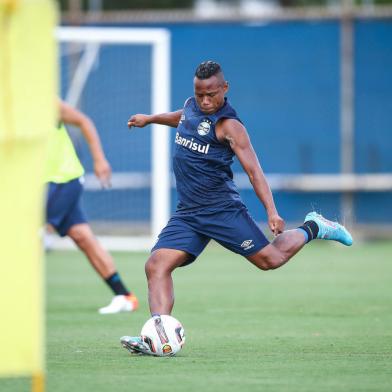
[{"xmin": 173, "ymin": 97, "xmax": 244, "ymax": 212}]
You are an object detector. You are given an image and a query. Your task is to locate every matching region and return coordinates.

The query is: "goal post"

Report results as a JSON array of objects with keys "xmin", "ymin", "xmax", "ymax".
[{"xmin": 55, "ymin": 27, "xmax": 171, "ymax": 250}]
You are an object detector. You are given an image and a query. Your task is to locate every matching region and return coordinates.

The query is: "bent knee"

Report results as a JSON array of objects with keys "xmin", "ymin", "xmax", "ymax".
[
  {"xmin": 248, "ymin": 249, "xmax": 288, "ymax": 271},
  {"xmin": 256, "ymin": 257, "xmax": 281, "ymax": 271}
]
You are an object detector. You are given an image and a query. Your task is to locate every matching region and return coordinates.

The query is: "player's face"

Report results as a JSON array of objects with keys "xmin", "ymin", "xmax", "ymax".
[{"xmin": 194, "ymin": 75, "xmax": 228, "ymax": 115}]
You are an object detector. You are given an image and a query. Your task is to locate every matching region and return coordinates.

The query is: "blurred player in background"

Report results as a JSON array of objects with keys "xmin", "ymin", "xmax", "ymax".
[
  {"xmin": 45, "ymin": 99, "xmax": 138, "ymax": 314},
  {"xmin": 121, "ymin": 61, "xmax": 352, "ymax": 354}
]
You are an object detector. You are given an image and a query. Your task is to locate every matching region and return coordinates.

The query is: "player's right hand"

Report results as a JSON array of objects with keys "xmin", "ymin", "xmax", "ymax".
[{"xmin": 127, "ymin": 114, "xmax": 151, "ymax": 128}]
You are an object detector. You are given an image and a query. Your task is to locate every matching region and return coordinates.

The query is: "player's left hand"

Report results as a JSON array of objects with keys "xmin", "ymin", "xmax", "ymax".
[
  {"xmin": 94, "ymin": 158, "xmax": 112, "ymax": 189},
  {"xmin": 268, "ymin": 213, "xmax": 285, "ymax": 236}
]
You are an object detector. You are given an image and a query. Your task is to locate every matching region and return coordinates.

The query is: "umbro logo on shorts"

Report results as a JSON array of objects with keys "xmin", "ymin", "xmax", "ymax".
[{"xmin": 241, "ymin": 240, "xmax": 254, "ymax": 250}]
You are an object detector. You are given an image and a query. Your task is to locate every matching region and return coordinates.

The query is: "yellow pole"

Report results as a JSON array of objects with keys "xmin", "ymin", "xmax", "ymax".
[
  {"xmin": 0, "ymin": 0, "xmax": 57, "ymax": 382},
  {"xmin": 32, "ymin": 372, "xmax": 45, "ymax": 392}
]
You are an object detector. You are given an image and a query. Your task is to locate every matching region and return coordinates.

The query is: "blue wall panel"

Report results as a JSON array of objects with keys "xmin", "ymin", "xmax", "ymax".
[
  {"xmin": 355, "ymin": 20, "xmax": 392, "ymax": 174},
  {"xmin": 69, "ymin": 20, "xmax": 392, "ymax": 225},
  {"xmin": 167, "ymin": 21, "xmax": 341, "ymax": 222},
  {"xmin": 169, "ymin": 22, "xmax": 340, "ymax": 175},
  {"xmin": 354, "ymin": 20, "xmax": 392, "ymax": 223}
]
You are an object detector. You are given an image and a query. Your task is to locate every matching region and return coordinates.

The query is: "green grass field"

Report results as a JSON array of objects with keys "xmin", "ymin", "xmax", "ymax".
[{"xmin": 2, "ymin": 241, "xmax": 392, "ymax": 391}]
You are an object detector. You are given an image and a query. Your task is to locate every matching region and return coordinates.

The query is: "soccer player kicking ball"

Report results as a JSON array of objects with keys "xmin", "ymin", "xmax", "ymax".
[
  {"xmin": 121, "ymin": 61, "xmax": 352, "ymax": 355},
  {"xmin": 45, "ymin": 100, "xmax": 138, "ymax": 314}
]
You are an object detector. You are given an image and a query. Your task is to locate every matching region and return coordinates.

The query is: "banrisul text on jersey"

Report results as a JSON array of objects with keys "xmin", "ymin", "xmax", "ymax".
[
  {"xmin": 174, "ymin": 132, "xmax": 210, "ymax": 154},
  {"xmin": 173, "ymin": 97, "xmax": 244, "ymax": 212}
]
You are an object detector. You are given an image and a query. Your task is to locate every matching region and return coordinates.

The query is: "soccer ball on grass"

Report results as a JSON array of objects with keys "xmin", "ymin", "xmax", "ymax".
[{"xmin": 141, "ymin": 315, "xmax": 185, "ymax": 356}]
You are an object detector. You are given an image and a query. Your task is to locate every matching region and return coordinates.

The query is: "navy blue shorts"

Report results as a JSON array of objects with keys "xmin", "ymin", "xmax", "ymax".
[
  {"xmin": 151, "ymin": 203, "xmax": 269, "ymax": 265},
  {"xmin": 46, "ymin": 178, "xmax": 87, "ymax": 237}
]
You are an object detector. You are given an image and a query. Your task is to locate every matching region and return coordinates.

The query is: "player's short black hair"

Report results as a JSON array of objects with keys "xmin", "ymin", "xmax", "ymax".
[{"xmin": 194, "ymin": 61, "xmax": 222, "ymax": 79}]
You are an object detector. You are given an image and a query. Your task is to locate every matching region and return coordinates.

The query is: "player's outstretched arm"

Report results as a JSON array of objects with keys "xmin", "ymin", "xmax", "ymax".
[
  {"xmin": 128, "ymin": 110, "xmax": 182, "ymax": 129},
  {"xmin": 59, "ymin": 99, "xmax": 111, "ymax": 188},
  {"xmin": 216, "ymin": 118, "xmax": 285, "ymax": 236}
]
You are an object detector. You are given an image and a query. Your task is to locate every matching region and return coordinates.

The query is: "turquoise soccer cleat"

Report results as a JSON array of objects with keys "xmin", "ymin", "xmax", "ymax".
[
  {"xmin": 304, "ymin": 211, "xmax": 353, "ymax": 246},
  {"xmin": 120, "ymin": 336, "xmax": 155, "ymax": 356}
]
